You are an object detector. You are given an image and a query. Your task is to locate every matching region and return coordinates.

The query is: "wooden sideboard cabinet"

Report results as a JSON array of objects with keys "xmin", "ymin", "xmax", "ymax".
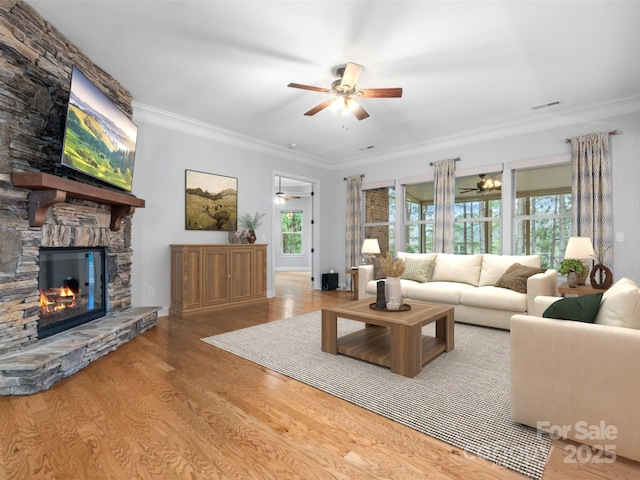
[{"xmin": 170, "ymin": 244, "xmax": 267, "ymax": 316}]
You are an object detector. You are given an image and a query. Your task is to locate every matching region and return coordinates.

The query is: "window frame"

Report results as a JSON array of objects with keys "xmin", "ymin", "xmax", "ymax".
[{"xmin": 280, "ymin": 210, "xmax": 303, "ymax": 255}]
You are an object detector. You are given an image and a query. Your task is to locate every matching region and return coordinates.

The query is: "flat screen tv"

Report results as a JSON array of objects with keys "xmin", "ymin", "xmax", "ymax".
[{"xmin": 61, "ymin": 66, "xmax": 138, "ymax": 192}]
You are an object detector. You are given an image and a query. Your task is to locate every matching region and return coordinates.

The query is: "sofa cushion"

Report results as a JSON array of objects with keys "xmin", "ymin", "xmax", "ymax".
[
  {"xmin": 479, "ymin": 254, "xmax": 540, "ymax": 286},
  {"xmin": 594, "ymin": 277, "xmax": 640, "ymax": 329},
  {"xmin": 494, "ymin": 263, "xmax": 546, "ymax": 293},
  {"xmin": 431, "ymin": 254, "xmax": 483, "ymax": 286},
  {"xmin": 400, "ymin": 256, "xmax": 436, "ymax": 283},
  {"xmin": 460, "ymin": 286, "xmax": 528, "ymax": 312},
  {"xmin": 542, "ymin": 293, "xmax": 604, "ymax": 323},
  {"xmin": 407, "ymin": 281, "xmax": 474, "ymax": 305}
]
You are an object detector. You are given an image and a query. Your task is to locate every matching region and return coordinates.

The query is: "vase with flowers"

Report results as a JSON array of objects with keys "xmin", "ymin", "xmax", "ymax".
[
  {"xmin": 238, "ymin": 211, "xmax": 266, "ymax": 244},
  {"xmin": 379, "ymin": 252, "xmax": 406, "ymax": 310}
]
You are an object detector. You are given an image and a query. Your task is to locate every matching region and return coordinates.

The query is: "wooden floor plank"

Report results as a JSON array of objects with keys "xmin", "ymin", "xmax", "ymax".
[{"xmin": 0, "ymin": 271, "xmax": 637, "ymax": 479}]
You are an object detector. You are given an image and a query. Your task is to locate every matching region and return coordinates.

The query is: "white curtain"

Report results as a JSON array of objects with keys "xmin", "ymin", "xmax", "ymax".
[
  {"xmin": 433, "ymin": 158, "xmax": 456, "ymax": 253},
  {"xmin": 345, "ymin": 175, "xmax": 363, "ymax": 290},
  {"xmin": 571, "ymin": 133, "xmax": 613, "ymax": 268}
]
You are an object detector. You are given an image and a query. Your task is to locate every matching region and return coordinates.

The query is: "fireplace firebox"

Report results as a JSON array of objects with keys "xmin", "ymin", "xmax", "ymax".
[{"xmin": 38, "ymin": 247, "xmax": 107, "ymax": 338}]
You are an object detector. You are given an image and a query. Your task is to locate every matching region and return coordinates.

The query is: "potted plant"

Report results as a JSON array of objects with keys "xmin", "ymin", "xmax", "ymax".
[
  {"xmin": 238, "ymin": 211, "xmax": 266, "ymax": 244},
  {"xmin": 559, "ymin": 258, "xmax": 586, "ymax": 288}
]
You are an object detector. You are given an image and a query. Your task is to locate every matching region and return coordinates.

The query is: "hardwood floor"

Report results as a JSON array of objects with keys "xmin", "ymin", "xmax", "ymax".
[{"xmin": 0, "ymin": 270, "xmax": 637, "ymax": 479}]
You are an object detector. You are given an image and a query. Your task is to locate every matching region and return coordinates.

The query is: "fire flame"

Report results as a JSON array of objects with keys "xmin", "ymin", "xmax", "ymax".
[{"xmin": 39, "ymin": 286, "xmax": 77, "ymax": 314}]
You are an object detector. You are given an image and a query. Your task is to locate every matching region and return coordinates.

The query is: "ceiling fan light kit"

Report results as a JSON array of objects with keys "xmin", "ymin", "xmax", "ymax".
[
  {"xmin": 275, "ymin": 176, "xmax": 301, "ymax": 203},
  {"xmin": 459, "ymin": 174, "xmax": 502, "ymax": 194},
  {"xmin": 288, "ymin": 62, "xmax": 402, "ymax": 120}
]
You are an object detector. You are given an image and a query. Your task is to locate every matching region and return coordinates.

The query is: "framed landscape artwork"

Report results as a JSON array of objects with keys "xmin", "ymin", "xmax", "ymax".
[{"xmin": 185, "ymin": 169, "xmax": 237, "ymax": 231}]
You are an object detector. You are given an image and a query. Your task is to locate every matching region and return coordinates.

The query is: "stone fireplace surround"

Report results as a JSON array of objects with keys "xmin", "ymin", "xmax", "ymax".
[{"xmin": 0, "ymin": 2, "xmax": 158, "ymax": 394}]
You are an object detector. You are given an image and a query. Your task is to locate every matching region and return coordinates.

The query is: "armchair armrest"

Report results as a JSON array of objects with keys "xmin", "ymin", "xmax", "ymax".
[
  {"xmin": 511, "ymin": 315, "xmax": 640, "ymax": 462},
  {"xmin": 526, "ymin": 269, "xmax": 558, "ymax": 314},
  {"xmin": 531, "ymin": 295, "xmax": 562, "ymax": 317},
  {"xmin": 358, "ymin": 265, "xmax": 374, "ymax": 299}
]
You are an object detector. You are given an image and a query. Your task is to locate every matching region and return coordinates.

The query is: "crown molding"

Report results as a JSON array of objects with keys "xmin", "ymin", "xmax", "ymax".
[
  {"xmin": 134, "ymin": 92, "xmax": 640, "ymax": 172},
  {"xmin": 340, "ymin": 92, "xmax": 640, "ymax": 169},
  {"xmin": 132, "ymin": 102, "xmax": 326, "ymax": 168}
]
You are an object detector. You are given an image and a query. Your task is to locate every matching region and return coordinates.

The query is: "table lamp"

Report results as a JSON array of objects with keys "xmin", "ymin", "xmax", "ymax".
[
  {"xmin": 564, "ymin": 236, "xmax": 595, "ymax": 285},
  {"xmin": 361, "ymin": 238, "xmax": 381, "ymax": 265}
]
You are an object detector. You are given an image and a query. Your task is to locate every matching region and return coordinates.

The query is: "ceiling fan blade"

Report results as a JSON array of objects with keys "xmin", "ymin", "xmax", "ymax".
[
  {"xmin": 304, "ymin": 99, "xmax": 334, "ymax": 116},
  {"xmin": 351, "ymin": 103, "xmax": 369, "ymax": 121},
  {"xmin": 288, "ymin": 83, "xmax": 330, "ymax": 93},
  {"xmin": 340, "ymin": 62, "xmax": 363, "ymax": 90},
  {"xmin": 359, "ymin": 88, "xmax": 403, "ymax": 98}
]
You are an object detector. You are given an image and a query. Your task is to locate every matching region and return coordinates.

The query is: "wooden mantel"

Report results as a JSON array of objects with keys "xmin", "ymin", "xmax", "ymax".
[{"xmin": 10, "ymin": 172, "xmax": 145, "ymax": 231}]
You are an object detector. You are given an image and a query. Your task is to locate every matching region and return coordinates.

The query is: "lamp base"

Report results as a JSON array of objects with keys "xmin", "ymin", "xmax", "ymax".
[{"xmin": 590, "ymin": 264, "xmax": 613, "ymax": 289}]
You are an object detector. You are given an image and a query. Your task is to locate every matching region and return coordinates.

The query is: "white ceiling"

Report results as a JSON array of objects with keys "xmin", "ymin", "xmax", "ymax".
[{"xmin": 26, "ymin": 1, "xmax": 640, "ymax": 168}]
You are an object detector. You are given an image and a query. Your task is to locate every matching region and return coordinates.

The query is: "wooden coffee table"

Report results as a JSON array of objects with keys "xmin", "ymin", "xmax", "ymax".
[{"xmin": 321, "ymin": 298, "xmax": 454, "ymax": 378}]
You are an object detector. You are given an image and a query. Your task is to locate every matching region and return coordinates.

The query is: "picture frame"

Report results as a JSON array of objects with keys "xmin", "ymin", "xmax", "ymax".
[{"xmin": 185, "ymin": 169, "xmax": 237, "ymax": 231}]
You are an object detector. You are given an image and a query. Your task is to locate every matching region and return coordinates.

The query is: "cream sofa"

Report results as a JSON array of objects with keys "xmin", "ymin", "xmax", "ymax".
[
  {"xmin": 358, "ymin": 252, "xmax": 557, "ymax": 330},
  {"xmin": 511, "ymin": 277, "xmax": 640, "ymax": 463}
]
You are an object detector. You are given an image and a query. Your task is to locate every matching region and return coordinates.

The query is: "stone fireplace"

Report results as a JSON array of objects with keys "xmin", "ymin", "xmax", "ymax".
[{"xmin": 0, "ymin": 2, "xmax": 158, "ymax": 395}]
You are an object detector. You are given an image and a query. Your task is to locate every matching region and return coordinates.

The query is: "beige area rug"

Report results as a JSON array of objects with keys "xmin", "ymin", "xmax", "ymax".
[{"xmin": 202, "ymin": 311, "xmax": 550, "ymax": 479}]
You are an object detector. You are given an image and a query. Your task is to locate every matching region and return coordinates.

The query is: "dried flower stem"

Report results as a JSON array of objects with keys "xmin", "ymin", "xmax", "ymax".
[{"xmin": 379, "ymin": 252, "xmax": 405, "ymax": 277}]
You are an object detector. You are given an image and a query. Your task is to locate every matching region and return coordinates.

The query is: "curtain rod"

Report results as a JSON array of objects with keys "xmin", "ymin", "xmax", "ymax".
[
  {"xmin": 429, "ymin": 157, "xmax": 461, "ymax": 167},
  {"xmin": 565, "ymin": 130, "xmax": 619, "ymax": 144},
  {"xmin": 344, "ymin": 174, "xmax": 365, "ymax": 180}
]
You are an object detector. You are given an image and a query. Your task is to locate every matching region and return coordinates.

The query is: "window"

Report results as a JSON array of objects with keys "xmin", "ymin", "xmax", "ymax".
[
  {"xmin": 514, "ymin": 163, "xmax": 571, "ymax": 269},
  {"xmin": 281, "ymin": 211, "xmax": 302, "ymax": 254},
  {"xmin": 403, "ymin": 181, "xmax": 434, "ymax": 253},
  {"xmin": 454, "ymin": 172, "xmax": 502, "ymax": 254},
  {"xmin": 364, "ymin": 186, "xmax": 396, "ymax": 255}
]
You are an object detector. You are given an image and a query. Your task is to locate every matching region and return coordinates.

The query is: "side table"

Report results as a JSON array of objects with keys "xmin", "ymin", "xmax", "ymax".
[
  {"xmin": 558, "ymin": 282, "xmax": 607, "ymax": 298},
  {"xmin": 345, "ymin": 268, "xmax": 359, "ymax": 300}
]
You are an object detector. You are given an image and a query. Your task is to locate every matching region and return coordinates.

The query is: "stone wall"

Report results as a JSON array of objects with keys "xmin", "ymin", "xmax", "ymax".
[{"xmin": 0, "ymin": 1, "xmax": 138, "ymax": 356}]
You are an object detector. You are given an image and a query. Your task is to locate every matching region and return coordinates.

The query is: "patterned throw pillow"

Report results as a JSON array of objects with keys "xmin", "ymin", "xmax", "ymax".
[
  {"xmin": 400, "ymin": 257, "xmax": 435, "ymax": 283},
  {"xmin": 371, "ymin": 256, "xmax": 386, "ymax": 280}
]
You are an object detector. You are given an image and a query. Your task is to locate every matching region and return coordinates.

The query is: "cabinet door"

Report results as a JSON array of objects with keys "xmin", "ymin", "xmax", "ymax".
[
  {"xmin": 230, "ymin": 248, "xmax": 253, "ymax": 303},
  {"xmin": 181, "ymin": 247, "xmax": 202, "ymax": 310},
  {"xmin": 253, "ymin": 246, "xmax": 267, "ymax": 299},
  {"xmin": 202, "ymin": 247, "xmax": 230, "ymax": 306}
]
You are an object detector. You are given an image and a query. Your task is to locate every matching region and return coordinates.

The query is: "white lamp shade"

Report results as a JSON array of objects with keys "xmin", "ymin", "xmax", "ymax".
[
  {"xmin": 564, "ymin": 237, "xmax": 595, "ymax": 260},
  {"xmin": 361, "ymin": 238, "xmax": 381, "ymax": 254}
]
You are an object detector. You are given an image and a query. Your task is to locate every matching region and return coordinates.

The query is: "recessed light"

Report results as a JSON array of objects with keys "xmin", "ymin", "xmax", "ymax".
[{"xmin": 288, "ymin": 143, "xmax": 297, "ymax": 149}]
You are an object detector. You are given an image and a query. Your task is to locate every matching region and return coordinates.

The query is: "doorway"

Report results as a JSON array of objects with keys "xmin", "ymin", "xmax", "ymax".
[{"xmin": 272, "ymin": 173, "xmax": 317, "ymax": 291}]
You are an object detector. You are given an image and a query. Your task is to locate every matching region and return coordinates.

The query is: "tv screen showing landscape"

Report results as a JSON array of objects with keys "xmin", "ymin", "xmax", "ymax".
[{"xmin": 61, "ymin": 67, "xmax": 138, "ymax": 192}]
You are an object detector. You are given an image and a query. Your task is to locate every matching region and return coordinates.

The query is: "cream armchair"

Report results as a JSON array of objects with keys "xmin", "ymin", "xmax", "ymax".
[{"xmin": 511, "ymin": 292, "xmax": 640, "ymax": 463}]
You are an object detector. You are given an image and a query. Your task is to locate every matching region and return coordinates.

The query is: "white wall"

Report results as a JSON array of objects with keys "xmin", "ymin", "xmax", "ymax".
[
  {"xmin": 332, "ymin": 111, "xmax": 640, "ymax": 285},
  {"xmin": 129, "ymin": 110, "xmax": 338, "ymax": 315},
  {"xmin": 130, "ymin": 107, "xmax": 640, "ymax": 316}
]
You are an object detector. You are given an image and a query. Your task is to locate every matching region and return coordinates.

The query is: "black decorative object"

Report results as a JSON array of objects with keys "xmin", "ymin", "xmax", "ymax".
[{"xmin": 375, "ymin": 280, "xmax": 386, "ymax": 309}]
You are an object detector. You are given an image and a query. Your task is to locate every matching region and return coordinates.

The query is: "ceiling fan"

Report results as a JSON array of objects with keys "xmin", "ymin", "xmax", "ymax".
[
  {"xmin": 275, "ymin": 176, "xmax": 301, "ymax": 203},
  {"xmin": 459, "ymin": 174, "xmax": 502, "ymax": 194},
  {"xmin": 287, "ymin": 62, "xmax": 402, "ymax": 121}
]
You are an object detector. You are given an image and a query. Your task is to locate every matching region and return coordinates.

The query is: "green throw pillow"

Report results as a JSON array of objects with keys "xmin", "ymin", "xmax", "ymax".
[{"xmin": 542, "ymin": 293, "xmax": 604, "ymax": 323}]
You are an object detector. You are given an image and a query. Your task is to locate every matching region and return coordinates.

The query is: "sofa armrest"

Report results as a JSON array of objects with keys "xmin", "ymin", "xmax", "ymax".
[
  {"xmin": 526, "ymin": 269, "xmax": 557, "ymax": 314},
  {"xmin": 511, "ymin": 315, "xmax": 640, "ymax": 462},
  {"xmin": 358, "ymin": 265, "xmax": 374, "ymax": 299}
]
